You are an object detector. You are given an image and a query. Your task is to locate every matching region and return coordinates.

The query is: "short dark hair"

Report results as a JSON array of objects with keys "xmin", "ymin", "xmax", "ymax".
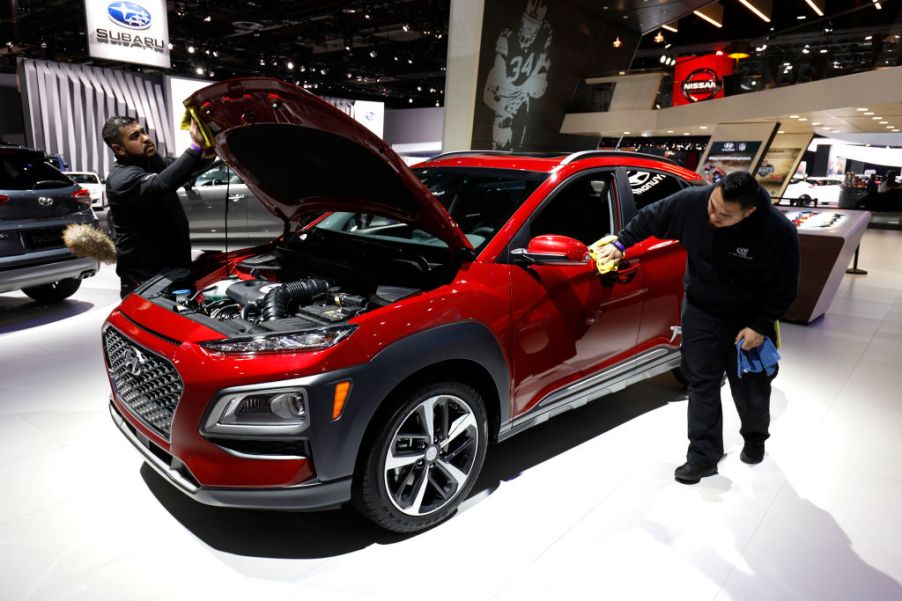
[
  {"xmin": 716, "ymin": 171, "xmax": 761, "ymax": 210},
  {"xmin": 101, "ymin": 116, "xmax": 138, "ymax": 147}
]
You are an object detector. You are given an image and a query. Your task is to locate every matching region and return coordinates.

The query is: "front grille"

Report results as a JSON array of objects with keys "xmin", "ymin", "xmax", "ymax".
[{"xmin": 103, "ymin": 326, "xmax": 184, "ymax": 440}]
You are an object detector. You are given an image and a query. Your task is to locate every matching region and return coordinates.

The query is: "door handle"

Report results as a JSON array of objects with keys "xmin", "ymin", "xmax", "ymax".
[
  {"xmin": 615, "ymin": 261, "xmax": 640, "ymax": 284},
  {"xmin": 228, "ymin": 194, "xmax": 246, "ymax": 202}
]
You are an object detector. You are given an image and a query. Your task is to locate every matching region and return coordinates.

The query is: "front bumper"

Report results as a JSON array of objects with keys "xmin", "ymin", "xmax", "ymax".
[{"xmin": 110, "ymin": 400, "xmax": 352, "ymax": 510}]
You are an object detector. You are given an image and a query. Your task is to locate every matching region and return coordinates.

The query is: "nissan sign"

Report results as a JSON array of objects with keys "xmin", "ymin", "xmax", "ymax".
[
  {"xmin": 681, "ymin": 68, "xmax": 722, "ymax": 103},
  {"xmin": 85, "ymin": 0, "xmax": 170, "ymax": 68}
]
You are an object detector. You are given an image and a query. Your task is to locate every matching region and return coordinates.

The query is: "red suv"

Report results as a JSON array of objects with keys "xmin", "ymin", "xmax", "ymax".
[{"xmin": 104, "ymin": 78, "xmax": 703, "ymax": 533}]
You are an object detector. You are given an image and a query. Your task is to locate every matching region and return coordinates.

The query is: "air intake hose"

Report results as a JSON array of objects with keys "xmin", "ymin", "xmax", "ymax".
[{"xmin": 261, "ymin": 278, "xmax": 330, "ymax": 321}]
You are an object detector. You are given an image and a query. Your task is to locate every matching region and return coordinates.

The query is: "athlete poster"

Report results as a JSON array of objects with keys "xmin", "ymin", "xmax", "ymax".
[
  {"xmin": 471, "ymin": 0, "xmax": 636, "ymax": 151},
  {"xmin": 700, "ymin": 141, "xmax": 762, "ymax": 183},
  {"xmin": 755, "ymin": 147, "xmax": 804, "ymax": 197}
]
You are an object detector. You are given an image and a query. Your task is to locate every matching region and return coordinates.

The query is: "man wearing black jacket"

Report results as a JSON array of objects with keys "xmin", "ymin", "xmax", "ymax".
[
  {"xmin": 595, "ymin": 171, "xmax": 800, "ymax": 484},
  {"xmin": 102, "ymin": 116, "xmax": 214, "ymax": 298}
]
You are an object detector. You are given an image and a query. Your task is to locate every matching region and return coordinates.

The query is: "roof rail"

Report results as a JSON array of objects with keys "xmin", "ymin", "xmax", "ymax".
[
  {"xmin": 560, "ymin": 150, "xmax": 680, "ymax": 167},
  {"xmin": 427, "ymin": 150, "xmax": 565, "ymax": 161}
]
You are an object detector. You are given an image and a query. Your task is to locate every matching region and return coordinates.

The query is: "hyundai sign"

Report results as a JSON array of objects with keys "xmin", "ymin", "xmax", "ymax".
[{"xmin": 85, "ymin": 0, "xmax": 170, "ymax": 68}]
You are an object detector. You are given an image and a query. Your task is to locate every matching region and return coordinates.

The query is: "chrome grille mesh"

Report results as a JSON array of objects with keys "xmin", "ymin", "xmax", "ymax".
[{"xmin": 103, "ymin": 327, "xmax": 183, "ymax": 439}]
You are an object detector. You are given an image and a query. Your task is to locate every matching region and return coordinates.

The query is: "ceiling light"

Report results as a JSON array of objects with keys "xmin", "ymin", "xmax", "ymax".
[
  {"xmin": 778, "ymin": 130, "xmax": 785, "ymax": 134},
  {"xmin": 187, "ymin": 45, "xmax": 195, "ymax": 53},
  {"xmin": 865, "ymin": 35, "xmax": 873, "ymax": 41},
  {"xmin": 857, "ymin": 108, "xmax": 869, "ymax": 111},
  {"xmin": 798, "ymin": 117, "xmax": 808, "ymax": 121},
  {"xmin": 790, "ymin": 114, "xmax": 800, "ymax": 118},
  {"xmin": 407, "ymin": 58, "xmax": 413, "ymax": 64},
  {"xmin": 203, "ymin": 15, "xmax": 211, "ymax": 22},
  {"xmin": 694, "ymin": 3, "xmax": 724, "ymax": 28},
  {"xmin": 654, "ymin": 31, "xmax": 665, "ymax": 43},
  {"xmin": 797, "ymin": 15, "xmax": 806, "ymax": 20},
  {"xmin": 811, "ymin": 122, "xmax": 821, "ymax": 126},
  {"xmin": 872, "ymin": 116, "xmax": 881, "ymax": 120},
  {"xmin": 880, "ymin": 121, "xmax": 889, "ymax": 124},
  {"xmin": 662, "ymin": 21, "xmax": 679, "ymax": 33},
  {"xmin": 613, "ymin": 36, "xmax": 623, "ymax": 48},
  {"xmin": 888, "ymin": 126, "xmax": 895, "ymax": 129},
  {"xmin": 369, "ymin": 50, "xmax": 377, "ymax": 58},
  {"xmin": 684, "ymin": 132, "xmax": 691, "ymax": 136},
  {"xmin": 874, "ymin": 0, "xmax": 882, "ymax": 9},
  {"xmin": 195, "ymin": 67, "xmax": 203, "ymax": 75},
  {"xmin": 287, "ymin": 61, "xmax": 294, "ymax": 70},
  {"xmin": 864, "ymin": 112, "xmax": 875, "ymax": 115},
  {"xmin": 893, "ymin": 129, "xmax": 900, "ymax": 132},
  {"xmin": 402, "ymin": 24, "xmax": 410, "ymax": 32},
  {"xmin": 623, "ymin": 131, "xmax": 631, "ymax": 135},
  {"xmin": 667, "ymin": 130, "xmax": 674, "ymax": 133},
  {"xmin": 737, "ymin": 0, "xmax": 772, "ymax": 23},
  {"xmin": 804, "ymin": 0, "xmax": 825, "ymax": 16},
  {"xmin": 699, "ymin": 126, "xmax": 708, "ymax": 130},
  {"xmin": 802, "ymin": 48, "xmax": 810, "ymax": 54}
]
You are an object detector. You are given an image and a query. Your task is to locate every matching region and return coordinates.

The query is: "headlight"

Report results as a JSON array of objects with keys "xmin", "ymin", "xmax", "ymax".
[
  {"xmin": 203, "ymin": 388, "xmax": 308, "ymax": 435},
  {"xmin": 201, "ymin": 325, "xmax": 356, "ymax": 354}
]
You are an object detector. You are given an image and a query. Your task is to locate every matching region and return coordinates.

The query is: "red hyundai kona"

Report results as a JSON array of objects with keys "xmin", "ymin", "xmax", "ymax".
[{"xmin": 104, "ymin": 77, "xmax": 703, "ymax": 533}]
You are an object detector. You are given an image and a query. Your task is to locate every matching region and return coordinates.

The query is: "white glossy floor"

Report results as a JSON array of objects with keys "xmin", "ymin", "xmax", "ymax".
[{"xmin": 2, "ymin": 229, "xmax": 901, "ymax": 601}]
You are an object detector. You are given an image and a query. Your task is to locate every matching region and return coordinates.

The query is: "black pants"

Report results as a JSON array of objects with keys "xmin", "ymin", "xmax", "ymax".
[{"xmin": 680, "ymin": 302, "xmax": 777, "ymax": 466}]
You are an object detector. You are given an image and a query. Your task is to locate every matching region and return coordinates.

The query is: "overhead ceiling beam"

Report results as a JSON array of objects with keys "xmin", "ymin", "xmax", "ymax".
[
  {"xmin": 738, "ymin": 0, "xmax": 772, "ymax": 23},
  {"xmin": 693, "ymin": 3, "xmax": 724, "ymax": 28}
]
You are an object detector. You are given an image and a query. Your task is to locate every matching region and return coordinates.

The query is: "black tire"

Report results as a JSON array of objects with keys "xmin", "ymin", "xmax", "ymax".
[
  {"xmin": 353, "ymin": 381, "xmax": 488, "ymax": 533},
  {"xmin": 22, "ymin": 278, "xmax": 81, "ymax": 303}
]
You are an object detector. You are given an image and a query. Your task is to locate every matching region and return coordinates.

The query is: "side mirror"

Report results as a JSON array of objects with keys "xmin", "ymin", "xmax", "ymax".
[{"xmin": 512, "ymin": 234, "xmax": 590, "ymax": 266}]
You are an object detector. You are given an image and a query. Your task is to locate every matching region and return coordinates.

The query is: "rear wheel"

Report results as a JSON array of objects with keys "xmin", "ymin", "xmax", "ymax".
[
  {"xmin": 353, "ymin": 381, "xmax": 488, "ymax": 533},
  {"xmin": 22, "ymin": 278, "xmax": 81, "ymax": 303}
]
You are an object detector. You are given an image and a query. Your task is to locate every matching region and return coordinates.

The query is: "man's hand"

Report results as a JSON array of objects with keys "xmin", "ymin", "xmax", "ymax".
[
  {"xmin": 593, "ymin": 243, "xmax": 623, "ymax": 265},
  {"xmin": 735, "ymin": 327, "xmax": 765, "ymax": 350}
]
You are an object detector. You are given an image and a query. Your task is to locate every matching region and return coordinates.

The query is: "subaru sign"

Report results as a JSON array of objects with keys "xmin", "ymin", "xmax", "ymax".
[
  {"xmin": 107, "ymin": 2, "xmax": 152, "ymax": 30},
  {"xmin": 85, "ymin": 0, "xmax": 170, "ymax": 68}
]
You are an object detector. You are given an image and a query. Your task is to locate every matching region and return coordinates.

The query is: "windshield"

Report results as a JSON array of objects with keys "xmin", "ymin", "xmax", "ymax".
[
  {"xmin": 67, "ymin": 173, "xmax": 99, "ymax": 184},
  {"xmin": 313, "ymin": 167, "xmax": 548, "ymax": 252}
]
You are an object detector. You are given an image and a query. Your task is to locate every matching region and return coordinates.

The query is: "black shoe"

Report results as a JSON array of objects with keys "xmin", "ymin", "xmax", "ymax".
[
  {"xmin": 740, "ymin": 443, "xmax": 765, "ymax": 464},
  {"xmin": 674, "ymin": 461, "xmax": 718, "ymax": 485}
]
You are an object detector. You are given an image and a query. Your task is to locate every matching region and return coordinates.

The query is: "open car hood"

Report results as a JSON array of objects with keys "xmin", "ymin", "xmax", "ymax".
[{"xmin": 185, "ymin": 78, "xmax": 472, "ymax": 256}]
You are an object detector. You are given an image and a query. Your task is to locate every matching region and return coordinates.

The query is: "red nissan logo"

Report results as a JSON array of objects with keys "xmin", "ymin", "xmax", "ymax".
[{"xmin": 681, "ymin": 68, "xmax": 722, "ymax": 102}]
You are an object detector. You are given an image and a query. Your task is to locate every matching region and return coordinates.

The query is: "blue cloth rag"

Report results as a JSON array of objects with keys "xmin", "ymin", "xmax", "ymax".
[{"xmin": 737, "ymin": 337, "xmax": 781, "ymax": 379}]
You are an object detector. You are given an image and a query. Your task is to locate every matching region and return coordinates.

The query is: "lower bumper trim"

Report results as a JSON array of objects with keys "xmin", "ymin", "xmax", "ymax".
[{"xmin": 109, "ymin": 400, "xmax": 352, "ymax": 511}]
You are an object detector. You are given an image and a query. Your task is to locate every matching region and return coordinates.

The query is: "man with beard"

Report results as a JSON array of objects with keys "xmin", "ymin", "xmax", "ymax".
[
  {"xmin": 594, "ymin": 172, "xmax": 799, "ymax": 484},
  {"xmin": 102, "ymin": 116, "xmax": 213, "ymax": 298}
]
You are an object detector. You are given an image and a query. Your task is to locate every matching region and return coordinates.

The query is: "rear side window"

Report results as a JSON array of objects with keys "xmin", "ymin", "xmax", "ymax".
[
  {"xmin": 0, "ymin": 155, "xmax": 71, "ymax": 190},
  {"xmin": 626, "ymin": 169, "xmax": 685, "ymax": 210}
]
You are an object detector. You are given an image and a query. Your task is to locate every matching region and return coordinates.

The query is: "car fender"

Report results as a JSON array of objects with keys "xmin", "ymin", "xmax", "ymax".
[{"xmin": 309, "ymin": 321, "xmax": 510, "ymax": 482}]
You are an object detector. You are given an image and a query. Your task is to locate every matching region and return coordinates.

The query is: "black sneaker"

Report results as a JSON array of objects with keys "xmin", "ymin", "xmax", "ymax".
[
  {"xmin": 674, "ymin": 461, "xmax": 718, "ymax": 485},
  {"xmin": 740, "ymin": 443, "xmax": 765, "ymax": 464}
]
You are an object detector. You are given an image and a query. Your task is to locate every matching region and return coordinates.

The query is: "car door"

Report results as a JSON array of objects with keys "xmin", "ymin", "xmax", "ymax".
[
  {"xmin": 507, "ymin": 169, "xmax": 646, "ymax": 417},
  {"xmin": 181, "ymin": 163, "xmax": 249, "ymax": 241},
  {"xmin": 621, "ymin": 167, "xmax": 692, "ymax": 354}
]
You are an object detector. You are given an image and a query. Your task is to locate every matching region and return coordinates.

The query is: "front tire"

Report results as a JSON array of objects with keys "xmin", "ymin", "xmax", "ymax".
[
  {"xmin": 353, "ymin": 381, "xmax": 488, "ymax": 533},
  {"xmin": 22, "ymin": 278, "xmax": 81, "ymax": 303}
]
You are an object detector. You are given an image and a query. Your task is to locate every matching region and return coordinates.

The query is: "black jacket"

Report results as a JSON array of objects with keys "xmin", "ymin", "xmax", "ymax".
[
  {"xmin": 106, "ymin": 149, "xmax": 211, "ymax": 291},
  {"xmin": 616, "ymin": 184, "xmax": 800, "ymax": 335}
]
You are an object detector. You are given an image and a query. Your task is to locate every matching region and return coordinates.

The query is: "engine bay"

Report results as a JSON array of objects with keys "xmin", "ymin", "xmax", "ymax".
[{"xmin": 144, "ymin": 230, "xmax": 449, "ymax": 338}]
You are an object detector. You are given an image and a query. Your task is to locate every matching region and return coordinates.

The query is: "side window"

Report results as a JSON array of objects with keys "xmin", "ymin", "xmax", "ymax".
[
  {"xmin": 626, "ymin": 170, "xmax": 685, "ymax": 210},
  {"xmin": 526, "ymin": 171, "xmax": 615, "ymax": 245}
]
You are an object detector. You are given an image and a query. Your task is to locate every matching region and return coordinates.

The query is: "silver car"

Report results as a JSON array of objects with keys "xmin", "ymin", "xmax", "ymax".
[
  {"xmin": 178, "ymin": 162, "xmax": 282, "ymax": 245},
  {"xmin": 0, "ymin": 145, "xmax": 100, "ymax": 302}
]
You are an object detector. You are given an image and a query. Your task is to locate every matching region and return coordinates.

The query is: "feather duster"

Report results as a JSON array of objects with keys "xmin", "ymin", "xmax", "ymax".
[{"xmin": 62, "ymin": 224, "xmax": 117, "ymax": 264}]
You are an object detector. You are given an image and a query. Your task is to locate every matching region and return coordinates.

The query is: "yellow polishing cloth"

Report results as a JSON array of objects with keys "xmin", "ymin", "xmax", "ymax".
[
  {"xmin": 180, "ymin": 105, "xmax": 215, "ymax": 150},
  {"xmin": 587, "ymin": 235, "xmax": 620, "ymax": 275}
]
